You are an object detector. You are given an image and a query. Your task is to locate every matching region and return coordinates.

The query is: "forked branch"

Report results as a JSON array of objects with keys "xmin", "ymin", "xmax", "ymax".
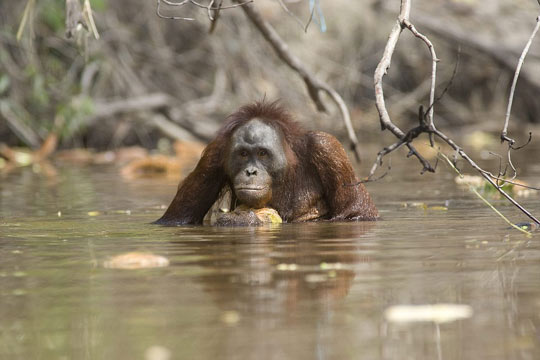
[{"xmin": 372, "ymin": 0, "xmax": 540, "ymax": 226}]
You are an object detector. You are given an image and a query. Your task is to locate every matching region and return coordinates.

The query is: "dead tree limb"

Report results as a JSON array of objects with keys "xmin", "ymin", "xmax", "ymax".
[
  {"xmin": 372, "ymin": 0, "xmax": 540, "ymax": 226},
  {"xmin": 234, "ymin": 1, "xmax": 362, "ymax": 161},
  {"xmin": 373, "ymin": 0, "xmax": 434, "ymax": 173}
]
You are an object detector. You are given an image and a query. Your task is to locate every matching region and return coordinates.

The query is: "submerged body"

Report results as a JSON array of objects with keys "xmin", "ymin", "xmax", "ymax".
[{"xmin": 155, "ymin": 102, "xmax": 378, "ymax": 225}]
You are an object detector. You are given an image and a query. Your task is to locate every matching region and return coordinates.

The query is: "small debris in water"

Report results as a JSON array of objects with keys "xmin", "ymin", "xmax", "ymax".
[
  {"xmin": 305, "ymin": 273, "xmax": 328, "ymax": 283},
  {"xmin": 401, "ymin": 202, "xmax": 447, "ymax": 211},
  {"xmin": 385, "ymin": 304, "xmax": 473, "ymax": 324},
  {"xmin": 57, "ymin": 211, "xmax": 62, "ymax": 217},
  {"xmin": 427, "ymin": 206, "xmax": 448, "ymax": 211},
  {"xmin": 512, "ymin": 222, "xmax": 539, "ymax": 232},
  {"xmin": 221, "ymin": 311, "xmax": 240, "ymax": 325},
  {"xmin": 276, "ymin": 263, "xmax": 298, "ymax": 271},
  {"xmin": 320, "ymin": 262, "xmax": 343, "ymax": 270},
  {"xmin": 401, "ymin": 202, "xmax": 427, "ymax": 208},
  {"xmin": 111, "ymin": 210, "xmax": 132, "ymax": 215},
  {"xmin": 87, "ymin": 211, "xmax": 101, "ymax": 216},
  {"xmin": 104, "ymin": 252, "xmax": 170, "ymax": 269},
  {"xmin": 144, "ymin": 345, "xmax": 171, "ymax": 360}
]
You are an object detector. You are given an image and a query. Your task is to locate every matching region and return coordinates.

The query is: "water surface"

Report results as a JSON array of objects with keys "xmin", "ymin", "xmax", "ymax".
[{"xmin": 1, "ymin": 159, "xmax": 539, "ymax": 360}]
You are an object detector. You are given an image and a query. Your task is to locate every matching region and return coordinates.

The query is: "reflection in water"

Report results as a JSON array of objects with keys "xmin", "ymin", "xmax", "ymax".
[
  {"xmin": 185, "ymin": 223, "xmax": 374, "ymax": 300},
  {"xmin": 175, "ymin": 224, "xmax": 375, "ymax": 360},
  {"xmin": 1, "ymin": 164, "xmax": 540, "ymax": 359}
]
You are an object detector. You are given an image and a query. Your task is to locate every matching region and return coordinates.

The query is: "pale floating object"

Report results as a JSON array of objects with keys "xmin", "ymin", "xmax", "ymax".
[
  {"xmin": 320, "ymin": 262, "xmax": 343, "ymax": 270},
  {"xmin": 385, "ymin": 304, "xmax": 473, "ymax": 324},
  {"xmin": 304, "ymin": 273, "xmax": 328, "ymax": 283},
  {"xmin": 276, "ymin": 263, "xmax": 298, "ymax": 271},
  {"xmin": 104, "ymin": 252, "xmax": 170, "ymax": 270},
  {"xmin": 145, "ymin": 345, "xmax": 171, "ymax": 360},
  {"xmin": 427, "ymin": 206, "xmax": 448, "ymax": 211},
  {"xmin": 110, "ymin": 209, "xmax": 132, "ymax": 215},
  {"xmin": 221, "ymin": 311, "xmax": 241, "ymax": 325}
]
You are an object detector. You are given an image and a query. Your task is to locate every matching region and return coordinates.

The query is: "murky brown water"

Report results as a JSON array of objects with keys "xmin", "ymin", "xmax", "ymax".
[{"xmin": 1, "ymin": 154, "xmax": 540, "ymax": 360}]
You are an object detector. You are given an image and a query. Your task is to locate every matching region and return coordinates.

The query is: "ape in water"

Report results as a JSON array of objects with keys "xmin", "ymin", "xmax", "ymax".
[{"xmin": 155, "ymin": 102, "xmax": 378, "ymax": 225}]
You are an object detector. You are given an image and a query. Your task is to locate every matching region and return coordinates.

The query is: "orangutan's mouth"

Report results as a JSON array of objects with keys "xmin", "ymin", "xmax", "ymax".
[{"xmin": 236, "ymin": 186, "xmax": 267, "ymax": 191}]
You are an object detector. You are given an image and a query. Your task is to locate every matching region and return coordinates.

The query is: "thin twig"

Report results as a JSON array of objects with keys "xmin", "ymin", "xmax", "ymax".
[
  {"xmin": 157, "ymin": 0, "xmax": 194, "ymax": 20},
  {"xmin": 439, "ymin": 152, "xmax": 532, "ymax": 235},
  {"xmin": 276, "ymin": 0, "xmax": 316, "ymax": 33},
  {"xmin": 434, "ymin": 129, "xmax": 540, "ymax": 225},
  {"xmin": 207, "ymin": 0, "xmax": 216, "ymax": 20},
  {"xmin": 501, "ymin": 15, "xmax": 540, "ymax": 144},
  {"xmin": 83, "ymin": 0, "xmax": 100, "ymax": 40},
  {"xmin": 276, "ymin": 0, "xmax": 305, "ymax": 31},
  {"xmin": 209, "ymin": 0, "xmax": 223, "ymax": 32},
  {"xmin": 16, "ymin": 0, "xmax": 35, "ymax": 41},
  {"xmin": 190, "ymin": 0, "xmax": 252, "ymax": 10},
  {"xmin": 304, "ymin": 2, "xmax": 316, "ymax": 32},
  {"xmin": 161, "ymin": 0, "xmax": 189, "ymax": 6},
  {"xmin": 402, "ymin": 19, "xmax": 439, "ymax": 130}
]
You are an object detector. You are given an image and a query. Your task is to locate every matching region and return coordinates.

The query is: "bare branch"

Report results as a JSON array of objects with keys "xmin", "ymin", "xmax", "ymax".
[
  {"xmin": 161, "ymin": 0, "xmax": 189, "ymax": 6},
  {"xmin": 402, "ymin": 19, "xmax": 439, "ymax": 130},
  {"xmin": 16, "ymin": 0, "xmax": 35, "ymax": 41},
  {"xmin": 234, "ymin": 1, "xmax": 362, "ymax": 161},
  {"xmin": 276, "ymin": 0, "xmax": 305, "ymax": 31},
  {"xmin": 372, "ymin": 0, "xmax": 434, "ymax": 173},
  {"xmin": 433, "ymin": 128, "xmax": 540, "ymax": 225},
  {"xmin": 190, "ymin": 0, "xmax": 252, "ymax": 10},
  {"xmin": 276, "ymin": 0, "xmax": 316, "ymax": 33},
  {"xmin": 156, "ymin": 0, "xmax": 194, "ymax": 21},
  {"xmin": 501, "ymin": 15, "xmax": 540, "ymax": 144},
  {"xmin": 207, "ymin": 0, "xmax": 216, "ymax": 20},
  {"xmin": 208, "ymin": 0, "xmax": 222, "ymax": 32},
  {"xmin": 372, "ymin": 0, "xmax": 540, "ymax": 225}
]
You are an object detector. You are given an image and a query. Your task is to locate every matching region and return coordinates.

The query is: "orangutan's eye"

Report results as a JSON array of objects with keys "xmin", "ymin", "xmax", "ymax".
[{"xmin": 258, "ymin": 149, "xmax": 268, "ymax": 157}]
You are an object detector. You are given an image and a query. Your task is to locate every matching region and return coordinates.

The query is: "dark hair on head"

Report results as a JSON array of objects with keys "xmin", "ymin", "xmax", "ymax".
[{"xmin": 218, "ymin": 101, "xmax": 305, "ymax": 145}]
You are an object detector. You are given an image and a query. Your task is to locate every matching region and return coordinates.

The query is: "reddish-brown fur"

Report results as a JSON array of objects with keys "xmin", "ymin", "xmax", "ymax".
[{"xmin": 155, "ymin": 102, "xmax": 378, "ymax": 225}]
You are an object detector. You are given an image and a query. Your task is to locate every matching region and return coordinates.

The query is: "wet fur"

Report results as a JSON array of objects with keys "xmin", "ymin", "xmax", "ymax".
[{"xmin": 155, "ymin": 101, "xmax": 378, "ymax": 225}]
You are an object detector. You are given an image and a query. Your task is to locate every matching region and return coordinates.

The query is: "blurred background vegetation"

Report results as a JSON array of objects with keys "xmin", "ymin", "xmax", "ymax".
[{"xmin": 1, "ymin": 0, "xmax": 539, "ymax": 152}]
